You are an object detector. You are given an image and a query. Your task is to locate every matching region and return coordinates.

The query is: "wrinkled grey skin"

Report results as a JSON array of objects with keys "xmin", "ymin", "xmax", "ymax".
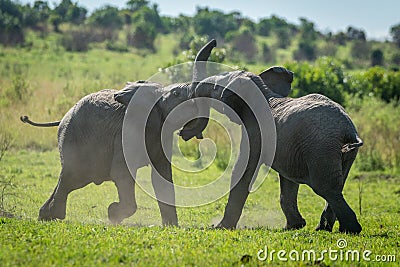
[
  {"xmin": 21, "ymin": 84, "xmax": 184, "ymax": 225},
  {"xmin": 180, "ymin": 70, "xmax": 363, "ymax": 234},
  {"xmin": 20, "ymin": 40, "xmax": 217, "ymax": 225}
]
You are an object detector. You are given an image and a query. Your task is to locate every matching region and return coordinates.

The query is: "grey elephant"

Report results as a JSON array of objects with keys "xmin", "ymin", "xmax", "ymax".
[
  {"xmin": 20, "ymin": 40, "xmax": 217, "ymax": 225},
  {"xmin": 179, "ymin": 58, "xmax": 363, "ymax": 233}
]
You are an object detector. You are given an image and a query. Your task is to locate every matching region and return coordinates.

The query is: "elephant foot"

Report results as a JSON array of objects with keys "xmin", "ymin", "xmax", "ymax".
[
  {"xmin": 338, "ymin": 222, "xmax": 362, "ymax": 234},
  {"xmin": 284, "ymin": 219, "xmax": 306, "ymax": 230},
  {"xmin": 315, "ymin": 221, "xmax": 334, "ymax": 232},
  {"xmin": 162, "ymin": 220, "xmax": 179, "ymax": 227},
  {"xmin": 213, "ymin": 220, "xmax": 237, "ymax": 230},
  {"xmin": 108, "ymin": 202, "xmax": 137, "ymax": 224},
  {"xmin": 38, "ymin": 201, "xmax": 66, "ymax": 221}
]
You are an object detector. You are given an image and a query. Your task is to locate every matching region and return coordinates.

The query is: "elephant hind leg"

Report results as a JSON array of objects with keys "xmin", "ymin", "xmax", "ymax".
[
  {"xmin": 39, "ymin": 170, "xmax": 89, "ymax": 221},
  {"xmin": 316, "ymin": 150, "xmax": 358, "ymax": 232},
  {"xmin": 108, "ymin": 166, "xmax": 137, "ymax": 224},
  {"xmin": 315, "ymin": 202, "xmax": 336, "ymax": 231},
  {"xmin": 309, "ymin": 167, "xmax": 361, "ymax": 234},
  {"xmin": 279, "ymin": 175, "xmax": 306, "ymax": 230}
]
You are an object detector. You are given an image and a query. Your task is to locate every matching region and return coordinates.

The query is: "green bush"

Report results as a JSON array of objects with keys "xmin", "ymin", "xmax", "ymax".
[
  {"xmin": 347, "ymin": 96, "xmax": 400, "ymax": 172},
  {"xmin": 285, "ymin": 57, "xmax": 348, "ymax": 105},
  {"xmin": 347, "ymin": 67, "xmax": 400, "ymax": 102}
]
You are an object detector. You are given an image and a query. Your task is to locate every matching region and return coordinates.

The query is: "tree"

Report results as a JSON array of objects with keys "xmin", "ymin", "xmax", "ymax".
[
  {"xmin": 229, "ymin": 26, "xmax": 257, "ymax": 60},
  {"xmin": 88, "ymin": 5, "xmax": 123, "ymax": 30},
  {"xmin": 351, "ymin": 40, "xmax": 370, "ymax": 60},
  {"xmin": 52, "ymin": 0, "xmax": 87, "ymax": 26},
  {"xmin": 371, "ymin": 49, "xmax": 384, "ymax": 66},
  {"xmin": 294, "ymin": 41, "xmax": 317, "ymax": 61},
  {"xmin": 390, "ymin": 23, "xmax": 400, "ymax": 48},
  {"xmin": 257, "ymin": 18, "xmax": 272, "ymax": 36},
  {"xmin": 299, "ymin": 17, "xmax": 318, "ymax": 42},
  {"xmin": 332, "ymin": 31, "xmax": 347, "ymax": 45},
  {"xmin": 346, "ymin": 26, "xmax": 366, "ymax": 41},
  {"xmin": 126, "ymin": 0, "xmax": 149, "ymax": 12},
  {"xmin": 0, "ymin": 0, "xmax": 25, "ymax": 45},
  {"xmin": 127, "ymin": 20, "xmax": 156, "ymax": 50},
  {"xmin": 261, "ymin": 43, "xmax": 275, "ymax": 63},
  {"xmin": 22, "ymin": 1, "xmax": 51, "ymax": 29},
  {"xmin": 193, "ymin": 7, "xmax": 239, "ymax": 39},
  {"xmin": 127, "ymin": 4, "xmax": 162, "ymax": 50},
  {"xmin": 275, "ymin": 27, "xmax": 291, "ymax": 48}
]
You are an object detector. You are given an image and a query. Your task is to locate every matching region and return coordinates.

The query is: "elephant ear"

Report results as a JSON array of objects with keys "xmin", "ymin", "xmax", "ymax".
[
  {"xmin": 259, "ymin": 66, "xmax": 294, "ymax": 97},
  {"xmin": 114, "ymin": 81, "xmax": 162, "ymax": 106}
]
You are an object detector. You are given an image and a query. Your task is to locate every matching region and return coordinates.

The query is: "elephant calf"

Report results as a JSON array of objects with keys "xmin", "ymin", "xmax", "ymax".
[
  {"xmin": 20, "ymin": 40, "xmax": 217, "ymax": 225},
  {"xmin": 180, "ymin": 69, "xmax": 364, "ymax": 233},
  {"xmin": 21, "ymin": 84, "xmax": 161, "ymax": 224}
]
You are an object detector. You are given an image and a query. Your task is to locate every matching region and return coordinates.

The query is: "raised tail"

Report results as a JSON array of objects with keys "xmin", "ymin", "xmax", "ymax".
[
  {"xmin": 20, "ymin": 115, "xmax": 60, "ymax": 127},
  {"xmin": 341, "ymin": 136, "xmax": 363, "ymax": 153}
]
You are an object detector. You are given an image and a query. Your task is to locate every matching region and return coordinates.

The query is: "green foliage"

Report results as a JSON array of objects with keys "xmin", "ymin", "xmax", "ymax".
[
  {"xmin": 0, "ymin": 0, "xmax": 397, "ymax": 67},
  {"xmin": 0, "ymin": 63, "xmax": 31, "ymax": 105},
  {"xmin": 105, "ymin": 41, "xmax": 129, "ymax": 53},
  {"xmin": 0, "ymin": 131, "xmax": 14, "ymax": 217},
  {"xmin": 193, "ymin": 7, "xmax": 239, "ymax": 39},
  {"xmin": 285, "ymin": 57, "xmax": 348, "ymax": 104},
  {"xmin": 88, "ymin": 5, "xmax": 123, "ymax": 30},
  {"xmin": 60, "ymin": 27, "xmax": 92, "ymax": 52},
  {"xmin": 226, "ymin": 26, "xmax": 257, "ymax": 60},
  {"xmin": 389, "ymin": 23, "xmax": 400, "ymax": 48},
  {"xmin": 371, "ymin": 49, "xmax": 384, "ymax": 66},
  {"xmin": 53, "ymin": 0, "xmax": 87, "ymax": 25},
  {"xmin": 126, "ymin": 0, "xmax": 149, "ymax": 12},
  {"xmin": 351, "ymin": 40, "xmax": 370, "ymax": 60},
  {"xmin": 346, "ymin": 26, "xmax": 367, "ymax": 41},
  {"xmin": 347, "ymin": 96, "xmax": 400, "ymax": 172},
  {"xmin": 348, "ymin": 67, "xmax": 400, "ymax": 102},
  {"xmin": 126, "ymin": 5, "xmax": 162, "ymax": 50},
  {"xmin": 293, "ymin": 18, "xmax": 318, "ymax": 61},
  {"xmin": 127, "ymin": 21, "xmax": 157, "ymax": 50},
  {"xmin": 0, "ymin": 0, "xmax": 25, "ymax": 45}
]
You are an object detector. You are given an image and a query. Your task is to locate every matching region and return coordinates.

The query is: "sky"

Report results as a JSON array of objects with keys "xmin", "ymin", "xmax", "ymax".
[{"xmin": 20, "ymin": 0, "xmax": 400, "ymax": 40}]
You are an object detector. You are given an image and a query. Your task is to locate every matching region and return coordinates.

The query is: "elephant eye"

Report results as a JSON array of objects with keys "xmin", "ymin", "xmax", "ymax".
[{"xmin": 172, "ymin": 90, "xmax": 179, "ymax": 96}]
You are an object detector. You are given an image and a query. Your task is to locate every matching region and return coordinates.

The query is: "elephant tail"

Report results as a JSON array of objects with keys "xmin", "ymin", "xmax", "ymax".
[
  {"xmin": 341, "ymin": 136, "xmax": 363, "ymax": 153},
  {"xmin": 20, "ymin": 115, "xmax": 60, "ymax": 127}
]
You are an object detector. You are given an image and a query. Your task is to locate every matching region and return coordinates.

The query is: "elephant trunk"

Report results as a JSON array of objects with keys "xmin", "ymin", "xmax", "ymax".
[
  {"xmin": 188, "ymin": 39, "xmax": 217, "ymax": 98},
  {"xmin": 179, "ymin": 40, "xmax": 216, "ymax": 141}
]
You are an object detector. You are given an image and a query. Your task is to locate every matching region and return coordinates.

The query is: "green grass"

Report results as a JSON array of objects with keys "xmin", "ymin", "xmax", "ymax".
[
  {"xmin": 0, "ymin": 32, "xmax": 399, "ymax": 266},
  {"xmin": 0, "ymin": 149, "xmax": 399, "ymax": 266}
]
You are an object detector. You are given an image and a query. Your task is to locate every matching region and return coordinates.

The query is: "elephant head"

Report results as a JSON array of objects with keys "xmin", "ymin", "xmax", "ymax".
[
  {"xmin": 115, "ymin": 40, "xmax": 217, "ymax": 137},
  {"xmin": 178, "ymin": 65, "xmax": 294, "ymax": 139},
  {"xmin": 114, "ymin": 80, "xmax": 163, "ymax": 106}
]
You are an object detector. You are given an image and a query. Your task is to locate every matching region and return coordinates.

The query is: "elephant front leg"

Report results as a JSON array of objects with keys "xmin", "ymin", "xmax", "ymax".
[
  {"xmin": 108, "ymin": 167, "xmax": 137, "ymax": 224},
  {"xmin": 147, "ymin": 131, "xmax": 178, "ymax": 226},
  {"xmin": 39, "ymin": 170, "xmax": 88, "ymax": 221},
  {"xmin": 151, "ymin": 161, "xmax": 178, "ymax": 226},
  {"xmin": 216, "ymin": 160, "xmax": 261, "ymax": 229},
  {"xmin": 279, "ymin": 175, "xmax": 306, "ymax": 230}
]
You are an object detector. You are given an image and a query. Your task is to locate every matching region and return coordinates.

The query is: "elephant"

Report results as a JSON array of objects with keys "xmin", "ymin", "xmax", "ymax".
[
  {"xmin": 179, "ymin": 57, "xmax": 363, "ymax": 233},
  {"xmin": 20, "ymin": 39, "xmax": 217, "ymax": 225}
]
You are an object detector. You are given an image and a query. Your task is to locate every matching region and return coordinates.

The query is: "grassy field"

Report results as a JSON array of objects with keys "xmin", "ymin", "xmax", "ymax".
[
  {"xmin": 0, "ymin": 149, "xmax": 399, "ymax": 266},
  {"xmin": 1, "ymin": 33, "xmax": 399, "ymax": 266}
]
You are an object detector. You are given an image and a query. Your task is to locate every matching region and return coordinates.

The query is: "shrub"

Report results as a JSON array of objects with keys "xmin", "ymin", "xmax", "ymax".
[
  {"xmin": 285, "ymin": 57, "xmax": 348, "ymax": 105},
  {"xmin": 60, "ymin": 28, "xmax": 92, "ymax": 52},
  {"xmin": 347, "ymin": 67, "xmax": 400, "ymax": 102},
  {"xmin": 347, "ymin": 96, "xmax": 400, "ymax": 172}
]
